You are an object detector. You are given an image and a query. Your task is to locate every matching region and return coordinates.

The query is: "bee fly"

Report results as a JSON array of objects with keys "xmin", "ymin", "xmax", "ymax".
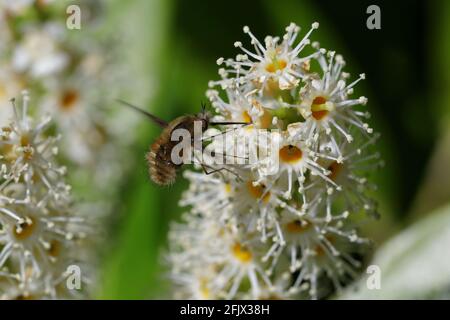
[{"xmin": 117, "ymin": 100, "xmax": 250, "ymax": 186}]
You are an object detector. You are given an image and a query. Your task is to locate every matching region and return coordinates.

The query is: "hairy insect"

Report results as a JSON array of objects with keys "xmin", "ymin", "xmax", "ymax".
[{"xmin": 117, "ymin": 100, "xmax": 249, "ymax": 186}]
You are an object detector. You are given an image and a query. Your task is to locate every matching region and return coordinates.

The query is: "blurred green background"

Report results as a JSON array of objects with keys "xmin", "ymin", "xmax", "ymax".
[{"xmin": 95, "ymin": 0, "xmax": 450, "ymax": 299}]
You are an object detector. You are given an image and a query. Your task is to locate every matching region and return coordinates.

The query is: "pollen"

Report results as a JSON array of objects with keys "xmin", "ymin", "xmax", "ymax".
[
  {"xmin": 265, "ymin": 58, "xmax": 287, "ymax": 73},
  {"xmin": 13, "ymin": 217, "xmax": 37, "ymax": 241},
  {"xmin": 311, "ymin": 96, "xmax": 330, "ymax": 120},
  {"xmin": 246, "ymin": 181, "xmax": 271, "ymax": 203},
  {"xmin": 279, "ymin": 145, "xmax": 303, "ymax": 163},
  {"xmin": 232, "ymin": 243, "xmax": 252, "ymax": 263}
]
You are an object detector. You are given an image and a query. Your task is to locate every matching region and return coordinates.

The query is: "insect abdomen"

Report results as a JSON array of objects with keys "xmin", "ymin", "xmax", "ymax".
[
  {"xmin": 145, "ymin": 115, "xmax": 198, "ymax": 186},
  {"xmin": 146, "ymin": 135, "xmax": 178, "ymax": 186}
]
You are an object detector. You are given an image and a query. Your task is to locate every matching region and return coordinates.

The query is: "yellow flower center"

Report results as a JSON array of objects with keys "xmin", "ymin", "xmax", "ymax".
[
  {"xmin": 232, "ymin": 243, "xmax": 252, "ymax": 263},
  {"xmin": 279, "ymin": 145, "xmax": 303, "ymax": 164},
  {"xmin": 265, "ymin": 58, "xmax": 287, "ymax": 73},
  {"xmin": 0, "ymin": 143, "xmax": 15, "ymax": 162},
  {"xmin": 285, "ymin": 219, "xmax": 311, "ymax": 234},
  {"xmin": 328, "ymin": 161, "xmax": 344, "ymax": 181},
  {"xmin": 20, "ymin": 134, "xmax": 30, "ymax": 147},
  {"xmin": 48, "ymin": 240, "xmax": 62, "ymax": 257},
  {"xmin": 246, "ymin": 181, "xmax": 271, "ymax": 203},
  {"xmin": 314, "ymin": 236, "xmax": 334, "ymax": 257},
  {"xmin": 242, "ymin": 111, "xmax": 252, "ymax": 123},
  {"xmin": 314, "ymin": 245, "xmax": 326, "ymax": 257},
  {"xmin": 13, "ymin": 217, "xmax": 37, "ymax": 241},
  {"xmin": 311, "ymin": 96, "xmax": 332, "ymax": 120},
  {"xmin": 199, "ymin": 278, "xmax": 210, "ymax": 299},
  {"xmin": 224, "ymin": 183, "xmax": 232, "ymax": 194},
  {"xmin": 60, "ymin": 89, "xmax": 79, "ymax": 111}
]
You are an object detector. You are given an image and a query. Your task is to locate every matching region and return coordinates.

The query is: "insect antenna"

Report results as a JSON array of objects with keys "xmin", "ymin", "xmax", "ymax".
[{"xmin": 116, "ymin": 99, "xmax": 168, "ymax": 128}]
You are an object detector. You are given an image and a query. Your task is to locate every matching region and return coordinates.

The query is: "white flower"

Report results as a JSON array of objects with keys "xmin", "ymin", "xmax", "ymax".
[
  {"xmin": 1, "ymin": 1, "xmax": 127, "ymax": 299},
  {"xmin": 0, "ymin": 92, "xmax": 95, "ymax": 299},
  {"xmin": 0, "ymin": 67, "xmax": 25, "ymax": 127},
  {"xmin": 12, "ymin": 24, "xmax": 68, "ymax": 78},
  {"xmin": 0, "ymin": 0, "xmax": 33, "ymax": 14},
  {"xmin": 40, "ymin": 75, "xmax": 109, "ymax": 165},
  {"xmin": 0, "ymin": 0, "xmax": 54, "ymax": 15},
  {"xmin": 262, "ymin": 129, "xmax": 341, "ymax": 201},
  {"xmin": 179, "ymin": 171, "xmax": 234, "ymax": 220},
  {"xmin": 211, "ymin": 22, "xmax": 320, "ymax": 93},
  {"xmin": 261, "ymin": 209, "xmax": 368, "ymax": 298},
  {"xmin": 169, "ymin": 214, "xmax": 272, "ymax": 299},
  {"xmin": 207, "ymin": 88, "xmax": 274, "ymax": 128},
  {"xmin": 0, "ymin": 92, "xmax": 69, "ymax": 203},
  {"xmin": 297, "ymin": 50, "xmax": 371, "ymax": 149},
  {"xmin": 311, "ymin": 131, "xmax": 382, "ymax": 221}
]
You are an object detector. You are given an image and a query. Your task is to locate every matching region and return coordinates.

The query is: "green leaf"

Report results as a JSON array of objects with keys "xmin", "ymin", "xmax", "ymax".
[
  {"xmin": 340, "ymin": 203, "xmax": 450, "ymax": 299},
  {"xmin": 431, "ymin": 0, "xmax": 450, "ymax": 123},
  {"xmin": 408, "ymin": 0, "xmax": 450, "ymax": 219}
]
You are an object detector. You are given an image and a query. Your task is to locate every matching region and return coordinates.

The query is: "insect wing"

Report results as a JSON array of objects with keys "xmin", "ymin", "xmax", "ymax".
[{"xmin": 117, "ymin": 99, "xmax": 168, "ymax": 128}]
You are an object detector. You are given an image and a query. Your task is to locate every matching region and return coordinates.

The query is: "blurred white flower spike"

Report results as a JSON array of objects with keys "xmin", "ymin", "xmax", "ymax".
[
  {"xmin": 169, "ymin": 23, "xmax": 382, "ymax": 300},
  {"xmin": 0, "ymin": 92, "xmax": 69, "ymax": 203},
  {"xmin": 0, "ymin": 92, "xmax": 94, "ymax": 299},
  {"xmin": 0, "ymin": 0, "xmax": 131, "ymax": 300}
]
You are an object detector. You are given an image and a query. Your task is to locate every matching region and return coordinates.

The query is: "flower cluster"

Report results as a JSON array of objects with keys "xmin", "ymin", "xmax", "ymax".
[
  {"xmin": 0, "ymin": 1, "xmax": 136, "ymax": 194},
  {"xmin": 0, "ymin": 1, "xmax": 138, "ymax": 298},
  {"xmin": 0, "ymin": 92, "xmax": 94, "ymax": 299},
  {"xmin": 168, "ymin": 23, "xmax": 382, "ymax": 299}
]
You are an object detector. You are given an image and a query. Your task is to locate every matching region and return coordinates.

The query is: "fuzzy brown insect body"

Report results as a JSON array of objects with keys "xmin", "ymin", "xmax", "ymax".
[
  {"xmin": 117, "ymin": 100, "xmax": 248, "ymax": 186},
  {"xmin": 146, "ymin": 115, "xmax": 207, "ymax": 186}
]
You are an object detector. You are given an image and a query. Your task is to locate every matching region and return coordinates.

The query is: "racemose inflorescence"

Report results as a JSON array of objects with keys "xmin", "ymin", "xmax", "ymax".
[{"xmin": 168, "ymin": 22, "xmax": 382, "ymax": 300}]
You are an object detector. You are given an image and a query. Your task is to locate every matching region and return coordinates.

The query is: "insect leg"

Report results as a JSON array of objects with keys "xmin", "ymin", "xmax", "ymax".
[
  {"xmin": 193, "ymin": 153, "xmax": 242, "ymax": 181},
  {"xmin": 200, "ymin": 163, "xmax": 242, "ymax": 181}
]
